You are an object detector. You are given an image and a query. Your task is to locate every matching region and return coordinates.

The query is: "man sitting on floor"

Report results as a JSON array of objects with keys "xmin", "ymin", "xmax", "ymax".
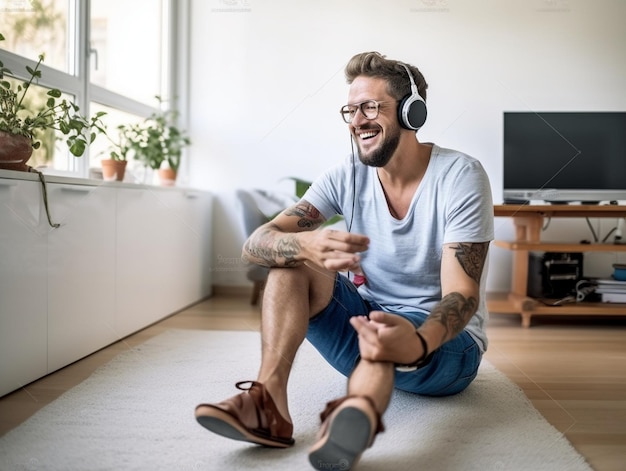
[{"xmin": 195, "ymin": 51, "xmax": 494, "ymax": 470}]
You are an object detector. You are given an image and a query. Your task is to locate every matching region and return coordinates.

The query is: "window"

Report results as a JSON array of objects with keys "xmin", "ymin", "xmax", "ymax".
[
  {"xmin": 90, "ymin": 0, "xmax": 167, "ymax": 106},
  {"xmin": 0, "ymin": 0, "xmax": 179, "ymax": 178}
]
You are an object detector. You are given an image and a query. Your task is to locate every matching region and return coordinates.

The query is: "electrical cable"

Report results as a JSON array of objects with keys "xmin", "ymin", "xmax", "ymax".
[
  {"xmin": 585, "ymin": 217, "xmax": 599, "ymax": 242},
  {"xmin": 601, "ymin": 227, "xmax": 616, "ymax": 243}
]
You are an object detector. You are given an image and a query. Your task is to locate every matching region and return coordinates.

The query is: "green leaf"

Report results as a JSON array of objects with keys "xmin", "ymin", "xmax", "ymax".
[
  {"xmin": 295, "ymin": 180, "xmax": 311, "ymax": 198},
  {"xmin": 69, "ymin": 139, "xmax": 86, "ymax": 156},
  {"xmin": 68, "ymin": 118, "xmax": 82, "ymax": 131},
  {"xmin": 46, "ymin": 97, "xmax": 55, "ymax": 107},
  {"xmin": 47, "ymin": 89, "xmax": 62, "ymax": 98}
]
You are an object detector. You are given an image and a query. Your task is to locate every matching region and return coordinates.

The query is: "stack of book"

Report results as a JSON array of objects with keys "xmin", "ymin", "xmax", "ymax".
[{"xmin": 594, "ymin": 279, "xmax": 626, "ymax": 303}]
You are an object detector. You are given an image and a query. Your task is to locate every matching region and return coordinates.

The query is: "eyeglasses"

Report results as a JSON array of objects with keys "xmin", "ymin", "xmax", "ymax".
[{"xmin": 339, "ymin": 100, "xmax": 397, "ymax": 124}]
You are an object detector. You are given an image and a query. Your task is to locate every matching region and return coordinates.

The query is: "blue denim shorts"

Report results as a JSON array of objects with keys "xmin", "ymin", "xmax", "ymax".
[{"xmin": 306, "ymin": 274, "xmax": 482, "ymax": 397}]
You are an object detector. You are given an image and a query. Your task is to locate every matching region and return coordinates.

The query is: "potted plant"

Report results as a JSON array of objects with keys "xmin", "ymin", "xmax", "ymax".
[
  {"xmin": 0, "ymin": 33, "xmax": 107, "ymax": 172},
  {"xmin": 99, "ymin": 122, "xmax": 142, "ymax": 181},
  {"xmin": 130, "ymin": 96, "xmax": 191, "ymax": 186}
]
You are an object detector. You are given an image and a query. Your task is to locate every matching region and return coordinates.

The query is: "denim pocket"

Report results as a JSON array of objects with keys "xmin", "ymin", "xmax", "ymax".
[{"xmin": 434, "ymin": 342, "xmax": 482, "ymax": 396}]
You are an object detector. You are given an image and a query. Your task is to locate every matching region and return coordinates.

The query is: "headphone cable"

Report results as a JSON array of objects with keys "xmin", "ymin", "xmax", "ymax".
[{"xmin": 348, "ymin": 135, "xmax": 356, "ymax": 233}]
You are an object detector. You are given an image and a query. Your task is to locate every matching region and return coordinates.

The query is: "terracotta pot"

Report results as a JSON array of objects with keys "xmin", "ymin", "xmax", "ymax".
[
  {"xmin": 158, "ymin": 168, "xmax": 177, "ymax": 186},
  {"xmin": 0, "ymin": 131, "xmax": 33, "ymax": 172},
  {"xmin": 101, "ymin": 159, "xmax": 128, "ymax": 182}
]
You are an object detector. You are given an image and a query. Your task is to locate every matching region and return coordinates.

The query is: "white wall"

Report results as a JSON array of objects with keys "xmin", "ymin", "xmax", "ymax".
[{"xmin": 186, "ymin": 0, "xmax": 626, "ymax": 289}]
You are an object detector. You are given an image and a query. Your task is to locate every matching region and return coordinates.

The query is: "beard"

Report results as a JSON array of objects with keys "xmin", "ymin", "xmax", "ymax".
[{"xmin": 355, "ymin": 124, "xmax": 401, "ymax": 168}]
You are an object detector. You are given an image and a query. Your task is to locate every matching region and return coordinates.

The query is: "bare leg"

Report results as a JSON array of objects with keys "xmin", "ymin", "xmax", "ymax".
[
  {"xmin": 195, "ymin": 263, "xmax": 336, "ymax": 446},
  {"xmin": 346, "ymin": 359, "xmax": 395, "ymax": 418},
  {"xmin": 256, "ymin": 263, "xmax": 336, "ymax": 423}
]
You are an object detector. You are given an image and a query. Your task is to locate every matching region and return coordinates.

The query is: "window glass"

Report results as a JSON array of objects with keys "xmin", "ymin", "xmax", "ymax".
[
  {"xmin": 0, "ymin": 0, "xmax": 70, "ymax": 74},
  {"xmin": 90, "ymin": 0, "xmax": 165, "ymax": 106}
]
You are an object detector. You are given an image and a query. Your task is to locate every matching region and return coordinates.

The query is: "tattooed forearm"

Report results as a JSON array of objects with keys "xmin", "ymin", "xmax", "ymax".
[
  {"xmin": 242, "ymin": 201, "xmax": 324, "ymax": 267},
  {"xmin": 243, "ymin": 224, "xmax": 302, "ymax": 267},
  {"xmin": 449, "ymin": 242, "xmax": 489, "ymax": 284},
  {"xmin": 429, "ymin": 292, "xmax": 478, "ymax": 342}
]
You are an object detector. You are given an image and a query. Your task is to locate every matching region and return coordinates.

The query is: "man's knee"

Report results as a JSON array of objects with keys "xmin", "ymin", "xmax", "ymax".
[{"xmin": 266, "ymin": 264, "xmax": 336, "ymax": 313}]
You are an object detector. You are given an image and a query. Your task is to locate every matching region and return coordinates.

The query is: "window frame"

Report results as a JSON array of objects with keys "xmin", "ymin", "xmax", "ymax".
[{"xmin": 0, "ymin": 0, "xmax": 188, "ymax": 180}]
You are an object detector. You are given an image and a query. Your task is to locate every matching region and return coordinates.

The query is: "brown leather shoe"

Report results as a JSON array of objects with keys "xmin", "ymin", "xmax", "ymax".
[
  {"xmin": 308, "ymin": 395, "xmax": 384, "ymax": 470},
  {"xmin": 195, "ymin": 381, "xmax": 294, "ymax": 448}
]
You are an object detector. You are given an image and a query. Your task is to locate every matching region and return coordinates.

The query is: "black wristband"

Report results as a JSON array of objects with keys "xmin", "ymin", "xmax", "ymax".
[{"xmin": 395, "ymin": 329, "xmax": 431, "ymax": 372}]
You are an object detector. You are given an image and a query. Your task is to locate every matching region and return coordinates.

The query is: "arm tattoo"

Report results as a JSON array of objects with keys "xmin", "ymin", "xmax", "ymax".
[
  {"xmin": 244, "ymin": 224, "xmax": 302, "ymax": 267},
  {"xmin": 429, "ymin": 292, "xmax": 478, "ymax": 341},
  {"xmin": 285, "ymin": 201, "xmax": 324, "ymax": 229},
  {"xmin": 243, "ymin": 201, "xmax": 324, "ymax": 267},
  {"xmin": 449, "ymin": 242, "xmax": 489, "ymax": 284}
]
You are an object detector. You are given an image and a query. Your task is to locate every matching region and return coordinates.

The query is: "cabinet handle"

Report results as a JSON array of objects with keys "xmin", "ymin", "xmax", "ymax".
[{"xmin": 60, "ymin": 186, "xmax": 93, "ymax": 194}]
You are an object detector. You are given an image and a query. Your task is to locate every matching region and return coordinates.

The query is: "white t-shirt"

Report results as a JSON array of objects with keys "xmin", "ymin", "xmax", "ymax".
[{"xmin": 303, "ymin": 144, "xmax": 494, "ymax": 351}]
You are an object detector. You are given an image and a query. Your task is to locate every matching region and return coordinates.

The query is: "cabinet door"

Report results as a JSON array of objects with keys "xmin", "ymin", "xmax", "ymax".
[
  {"xmin": 157, "ymin": 190, "xmax": 214, "ymax": 308},
  {"xmin": 115, "ymin": 187, "xmax": 179, "ymax": 336},
  {"xmin": 47, "ymin": 183, "xmax": 117, "ymax": 373},
  {"xmin": 0, "ymin": 178, "xmax": 47, "ymax": 397}
]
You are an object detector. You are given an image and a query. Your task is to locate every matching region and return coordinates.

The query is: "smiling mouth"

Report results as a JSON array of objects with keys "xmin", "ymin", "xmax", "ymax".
[{"xmin": 357, "ymin": 129, "xmax": 380, "ymax": 140}]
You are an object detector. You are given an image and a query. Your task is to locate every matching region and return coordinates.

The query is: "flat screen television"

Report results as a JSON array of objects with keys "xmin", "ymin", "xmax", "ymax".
[{"xmin": 503, "ymin": 112, "xmax": 626, "ymax": 203}]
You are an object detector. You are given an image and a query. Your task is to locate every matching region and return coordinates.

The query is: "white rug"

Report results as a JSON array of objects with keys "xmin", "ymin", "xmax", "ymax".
[{"xmin": 0, "ymin": 329, "xmax": 592, "ymax": 471}]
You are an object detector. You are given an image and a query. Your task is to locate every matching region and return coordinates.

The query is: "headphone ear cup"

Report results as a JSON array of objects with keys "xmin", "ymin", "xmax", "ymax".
[{"xmin": 398, "ymin": 94, "xmax": 427, "ymax": 130}]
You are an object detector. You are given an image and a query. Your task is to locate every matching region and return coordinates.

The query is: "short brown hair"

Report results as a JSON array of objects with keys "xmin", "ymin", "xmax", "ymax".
[{"xmin": 344, "ymin": 51, "xmax": 428, "ymax": 102}]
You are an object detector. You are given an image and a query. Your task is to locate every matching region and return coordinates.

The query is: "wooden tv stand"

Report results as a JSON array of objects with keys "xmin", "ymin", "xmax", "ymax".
[{"xmin": 489, "ymin": 204, "xmax": 626, "ymax": 327}]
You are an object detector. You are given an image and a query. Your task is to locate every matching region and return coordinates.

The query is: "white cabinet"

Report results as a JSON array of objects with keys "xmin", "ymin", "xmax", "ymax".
[
  {"xmin": 0, "ymin": 174, "xmax": 213, "ymax": 397},
  {"xmin": 115, "ymin": 187, "xmax": 213, "ymax": 337},
  {"xmin": 0, "ymin": 178, "xmax": 48, "ymax": 396},
  {"xmin": 47, "ymin": 183, "xmax": 117, "ymax": 372}
]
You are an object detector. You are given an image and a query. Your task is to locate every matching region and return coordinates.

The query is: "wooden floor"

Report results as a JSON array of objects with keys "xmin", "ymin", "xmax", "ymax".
[{"xmin": 1, "ymin": 294, "xmax": 625, "ymax": 471}]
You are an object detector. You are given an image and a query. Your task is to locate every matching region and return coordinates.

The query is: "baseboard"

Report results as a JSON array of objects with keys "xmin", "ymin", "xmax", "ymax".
[{"xmin": 211, "ymin": 285, "xmax": 252, "ymax": 297}]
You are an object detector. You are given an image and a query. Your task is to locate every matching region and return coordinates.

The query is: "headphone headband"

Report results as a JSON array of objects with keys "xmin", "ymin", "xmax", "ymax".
[{"xmin": 401, "ymin": 64, "xmax": 419, "ymax": 97}]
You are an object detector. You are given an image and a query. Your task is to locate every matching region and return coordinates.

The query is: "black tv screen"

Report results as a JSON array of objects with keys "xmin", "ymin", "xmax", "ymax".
[{"xmin": 503, "ymin": 112, "xmax": 626, "ymax": 203}]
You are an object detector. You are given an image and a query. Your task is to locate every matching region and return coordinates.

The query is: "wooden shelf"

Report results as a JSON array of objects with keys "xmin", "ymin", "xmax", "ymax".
[
  {"xmin": 492, "ymin": 205, "xmax": 626, "ymax": 327},
  {"xmin": 494, "ymin": 240, "xmax": 626, "ymax": 252},
  {"xmin": 494, "ymin": 204, "xmax": 626, "ymax": 218},
  {"xmin": 487, "ymin": 292, "xmax": 626, "ymax": 328}
]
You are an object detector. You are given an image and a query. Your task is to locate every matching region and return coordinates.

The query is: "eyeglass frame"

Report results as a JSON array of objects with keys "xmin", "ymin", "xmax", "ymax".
[{"xmin": 339, "ymin": 100, "xmax": 399, "ymax": 124}]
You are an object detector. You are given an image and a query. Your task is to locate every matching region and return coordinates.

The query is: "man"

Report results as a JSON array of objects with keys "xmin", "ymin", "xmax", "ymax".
[{"xmin": 195, "ymin": 51, "xmax": 494, "ymax": 470}]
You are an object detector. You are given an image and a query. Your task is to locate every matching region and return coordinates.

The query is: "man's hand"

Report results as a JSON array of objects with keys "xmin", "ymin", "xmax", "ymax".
[
  {"xmin": 303, "ymin": 229, "xmax": 369, "ymax": 272},
  {"xmin": 349, "ymin": 311, "xmax": 426, "ymax": 365}
]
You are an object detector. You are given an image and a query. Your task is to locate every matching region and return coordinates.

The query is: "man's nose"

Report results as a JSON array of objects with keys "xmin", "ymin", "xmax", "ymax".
[{"xmin": 351, "ymin": 107, "xmax": 368, "ymax": 126}]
